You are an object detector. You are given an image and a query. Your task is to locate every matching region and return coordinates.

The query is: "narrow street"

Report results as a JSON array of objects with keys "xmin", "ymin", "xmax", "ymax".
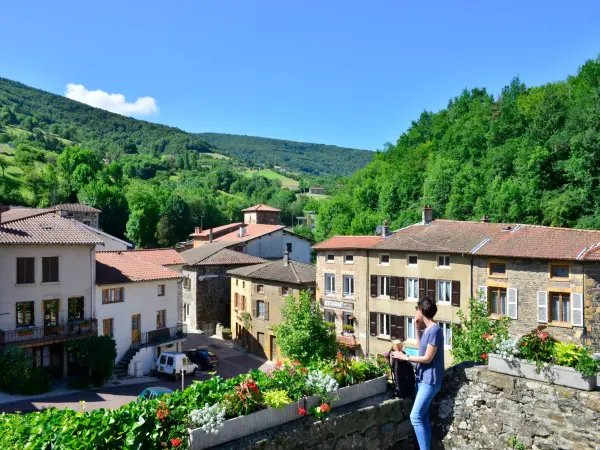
[{"xmin": 0, "ymin": 333, "xmax": 269, "ymax": 414}]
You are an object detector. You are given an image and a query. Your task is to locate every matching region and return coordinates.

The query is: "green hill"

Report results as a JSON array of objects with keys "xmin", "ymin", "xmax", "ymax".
[{"xmin": 196, "ymin": 132, "xmax": 373, "ymax": 176}]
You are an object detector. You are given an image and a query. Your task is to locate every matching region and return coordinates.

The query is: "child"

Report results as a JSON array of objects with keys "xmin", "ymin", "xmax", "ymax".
[{"xmin": 389, "ymin": 339, "xmax": 416, "ymax": 398}]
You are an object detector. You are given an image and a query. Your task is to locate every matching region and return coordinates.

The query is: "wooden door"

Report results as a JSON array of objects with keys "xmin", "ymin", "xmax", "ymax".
[
  {"xmin": 131, "ymin": 314, "xmax": 141, "ymax": 345},
  {"xmin": 43, "ymin": 299, "xmax": 59, "ymax": 327},
  {"xmin": 270, "ymin": 335, "xmax": 277, "ymax": 361}
]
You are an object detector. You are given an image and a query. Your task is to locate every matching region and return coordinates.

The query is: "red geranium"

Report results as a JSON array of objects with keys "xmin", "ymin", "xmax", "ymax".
[
  {"xmin": 320, "ymin": 403, "xmax": 331, "ymax": 413},
  {"xmin": 481, "ymin": 353, "xmax": 488, "ymax": 360},
  {"xmin": 171, "ymin": 438, "xmax": 183, "ymax": 447},
  {"xmin": 297, "ymin": 407, "xmax": 307, "ymax": 416}
]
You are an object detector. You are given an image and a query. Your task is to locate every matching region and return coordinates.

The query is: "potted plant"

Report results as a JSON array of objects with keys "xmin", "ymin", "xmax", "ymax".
[
  {"xmin": 17, "ymin": 328, "xmax": 34, "ymax": 337},
  {"xmin": 222, "ymin": 327, "xmax": 232, "ymax": 340},
  {"xmin": 342, "ymin": 324, "xmax": 354, "ymax": 336}
]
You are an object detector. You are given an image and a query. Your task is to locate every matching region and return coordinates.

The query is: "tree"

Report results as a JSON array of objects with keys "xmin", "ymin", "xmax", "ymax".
[
  {"xmin": 0, "ymin": 157, "xmax": 8, "ymax": 177},
  {"xmin": 273, "ymin": 291, "xmax": 337, "ymax": 366}
]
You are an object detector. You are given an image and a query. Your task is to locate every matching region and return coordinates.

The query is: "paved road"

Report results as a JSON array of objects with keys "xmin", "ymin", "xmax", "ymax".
[{"xmin": 1, "ymin": 333, "xmax": 268, "ymax": 414}]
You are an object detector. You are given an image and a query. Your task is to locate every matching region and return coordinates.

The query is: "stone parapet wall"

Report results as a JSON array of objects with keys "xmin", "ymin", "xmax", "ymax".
[{"xmin": 433, "ymin": 364, "xmax": 600, "ymax": 450}]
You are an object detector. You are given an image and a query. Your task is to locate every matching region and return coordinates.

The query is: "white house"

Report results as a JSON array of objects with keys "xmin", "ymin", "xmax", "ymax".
[
  {"xmin": 0, "ymin": 207, "xmax": 103, "ymax": 379},
  {"xmin": 95, "ymin": 251, "xmax": 185, "ymax": 377},
  {"xmin": 76, "ymin": 222, "xmax": 133, "ymax": 251}
]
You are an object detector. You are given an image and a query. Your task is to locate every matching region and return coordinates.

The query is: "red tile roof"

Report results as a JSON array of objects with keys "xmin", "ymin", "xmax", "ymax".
[
  {"xmin": 127, "ymin": 249, "xmax": 185, "ymax": 266},
  {"xmin": 190, "ymin": 223, "xmax": 243, "ymax": 238},
  {"xmin": 241, "ymin": 204, "xmax": 281, "ymax": 212},
  {"xmin": 96, "ymin": 251, "xmax": 181, "ymax": 284},
  {"xmin": 313, "ymin": 235, "xmax": 384, "ymax": 250},
  {"xmin": 337, "ymin": 335, "xmax": 359, "ymax": 348},
  {"xmin": 215, "ymin": 224, "xmax": 285, "ymax": 244}
]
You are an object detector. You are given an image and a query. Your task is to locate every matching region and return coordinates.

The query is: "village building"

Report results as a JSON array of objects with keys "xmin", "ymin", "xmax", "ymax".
[
  {"xmin": 51, "ymin": 203, "xmax": 101, "ymax": 229},
  {"xmin": 227, "ymin": 252, "xmax": 316, "ymax": 360},
  {"xmin": 0, "ymin": 206, "xmax": 102, "ymax": 378},
  {"xmin": 308, "ymin": 187, "xmax": 327, "ymax": 195}
]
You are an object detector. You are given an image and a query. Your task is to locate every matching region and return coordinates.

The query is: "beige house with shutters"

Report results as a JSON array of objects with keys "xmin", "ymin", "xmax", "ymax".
[
  {"xmin": 314, "ymin": 207, "xmax": 600, "ymax": 364},
  {"xmin": 227, "ymin": 254, "xmax": 316, "ymax": 361}
]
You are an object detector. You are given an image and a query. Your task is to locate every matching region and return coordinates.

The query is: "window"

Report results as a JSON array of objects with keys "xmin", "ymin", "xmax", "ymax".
[
  {"xmin": 282, "ymin": 286, "xmax": 290, "ymax": 296},
  {"xmin": 379, "ymin": 276, "xmax": 390, "ymax": 297},
  {"xmin": 344, "ymin": 254, "xmax": 354, "ymax": 264},
  {"xmin": 379, "ymin": 254, "xmax": 390, "ymax": 265},
  {"xmin": 158, "ymin": 284, "xmax": 165, "ymax": 296},
  {"xmin": 440, "ymin": 321, "xmax": 453, "ymax": 348},
  {"xmin": 286, "ymin": 242, "xmax": 293, "ymax": 253},
  {"xmin": 83, "ymin": 220, "xmax": 91, "ymax": 226},
  {"xmin": 42, "ymin": 257, "xmax": 59, "ymax": 283},
  {"xmin": 343, "ymin": 275, "xmax": 354, "ymax": 297},
  {"xmin": 16, "ymin": 257, "xmax": 35, "ymax": 284},
  {"xmin": 489, "ymin": 262, "xmax": 507, "ymax": 276},
  {"xmin": 68, "ymin": 297, "xmax": 84, "ymax": 321},
  {"xmin": 236, "ymin": 279, "xmax": 239, "ymax": 287},
  {"xmin": 489, "ymin": 287, "xmax": 507, "ymax": 315},
  {"xmin": 102, "ymin": 287, "xmax": 124, "ymax": 304},
  {"xmin": 103, "ymin": 318, "xmax": 114, "ymax": 336},
  {"xmin": 343, "ymin": 312, "xmax": 354, "ymax": 326},
  {"xmin": 550, "ymin": 264, "xmax": 569, "ymax": 279},
  {"xmin": 324, "ymin": 309, "xmax": 336, "ymax": 323},
  {"xmin": 241, "ymin": 295, "xmax": 247, "ymax": 311},
  {"xmin": 256, "ymin": 300, "xmax": 265, "ymax": 319},
  {"xmin": 550, "ymin": 292, "xmax": 570, "ymax": 323},
  {"xmin": 184, "ymin": 278, "xmax": 191, "ymax": 290},
  {"xmin": 234, "ymin": 246, "xmax": 244, "ymax": 252},
  {"xmin": 325, "ymin": 274, "xmax": 336, "ymax": 295},
  {"xmin": 256, "ymin": 284, "xmax": 264, "ymax": 294},
  {"xmin": 157, "ymin": 310, "xmax": 166, "ymax": 328},
  {"xmin": 437, "ymin": 280, "xmax": 451, "ymax": 303},
  {"xmin": 16, "ymin": 301, "xmax": 34, "ymax": 328},
  {"xmin": 406, "ymin": 278, "xmax": 419, "ymax": 300},
  {"xmin": 406, "ymin": 317, "xmax": 416, "ymax": 341},
  {"xmin": 408, "ymin": 255, "xmax": 418, "ymax": 266},
  {"xmin": 378, "ymin": 313, "xmax": 391, "ymax": 337},
  {"xmin": 242, "ymin": 281, "xmax": 245, "ymax": 289},
  {"xmin": 438, "ymin": 255, "xmax": 450, "ymax": 267},
  {"xmin": 326, "ymin": 254, "xmax": 335, "ymax": 263}
]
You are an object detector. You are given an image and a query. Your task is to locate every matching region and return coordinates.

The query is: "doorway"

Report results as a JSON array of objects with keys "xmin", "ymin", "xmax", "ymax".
[
  {"xmin": 270, "ymin": 335, "xmax": 277, "ymax": 361},
  {"xmin": 132, "ymin": 314, "xmax": 141, "ymax": 345}
]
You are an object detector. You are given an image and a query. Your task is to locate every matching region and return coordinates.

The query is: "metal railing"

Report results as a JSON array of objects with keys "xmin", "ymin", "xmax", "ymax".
[
  {"xmin": 0, "ymin": 319, "xmax": 98, "ymax": 347},
  {"xmin": 130, "ymin": 323, "xmax": 187, "ymax": 350}
]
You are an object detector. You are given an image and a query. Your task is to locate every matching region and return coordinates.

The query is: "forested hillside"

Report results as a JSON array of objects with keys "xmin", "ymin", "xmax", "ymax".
[
  {"xmin": 315, "ymin": 56, "xmax": 600, "ymax": 241},
  {"xmin": 196, "ymin": 132, "xmax": 373, "ymax": 176}
]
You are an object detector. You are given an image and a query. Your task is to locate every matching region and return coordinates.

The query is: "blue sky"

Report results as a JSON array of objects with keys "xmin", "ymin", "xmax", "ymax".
[{"xmin": 2, "ymin": 1, "xmax": 600, "ymax": 150}]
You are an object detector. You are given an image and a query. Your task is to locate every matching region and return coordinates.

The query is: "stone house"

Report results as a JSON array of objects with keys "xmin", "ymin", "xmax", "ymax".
[
  {"xmin": 308, "ymin": 187, "xmax": 327, "ymax": 195},
  {"xmin": 242, "ymin": 204, "xmax": 281, "ymax": 225},
  {"xmin": 180, "ymin": 243, "xmax": 267, "ymax": 335},
  {"xmin": 227, "ymin": 253, "xmax": 316, "ymax": 360},
  {"xmin": 52, "ymin": 203, "xmax": 101, "ymax": 229}
]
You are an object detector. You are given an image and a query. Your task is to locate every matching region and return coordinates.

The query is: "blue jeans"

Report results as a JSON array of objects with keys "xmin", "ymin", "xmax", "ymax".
[{"xmin": 410, "ymin": 381, "xmax": 442, "ymax": 450}]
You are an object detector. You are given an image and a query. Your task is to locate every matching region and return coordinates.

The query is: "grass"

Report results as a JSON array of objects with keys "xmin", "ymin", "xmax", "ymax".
[
  {"xmin": 203, "ymin": 153, "xmax": 230, "ymax": 160},
  {"xmin": 302, "ymin": 193, "xmax": 331, "ymax": 200},
  {"xmin": 245, "ymin": 169, "xmax": 299, "ymax": 189}
]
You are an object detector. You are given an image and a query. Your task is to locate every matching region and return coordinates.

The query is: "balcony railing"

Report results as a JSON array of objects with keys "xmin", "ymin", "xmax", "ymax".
[
  {"xmin": 0, "ymin": 319, "xmax": 98, "ymax": 347},
  {"xmin": 130, "ymin": 323, "xmax": 187, "ymax": 350}
]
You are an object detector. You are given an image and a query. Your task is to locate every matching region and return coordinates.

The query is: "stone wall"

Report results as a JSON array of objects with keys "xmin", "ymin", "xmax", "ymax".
[
  {"xmin": 433, "ymin": 364, "xmax": 600, "ymax": 450},
  {"xmin": 584, "ymin": 264, "xmax": 600, "ymax": 351}
]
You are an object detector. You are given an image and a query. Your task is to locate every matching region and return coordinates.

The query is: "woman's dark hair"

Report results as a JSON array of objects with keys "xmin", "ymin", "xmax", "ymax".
[{"xmin": 417, "ymin": 297, "xmax": 437, "ymax": 319}]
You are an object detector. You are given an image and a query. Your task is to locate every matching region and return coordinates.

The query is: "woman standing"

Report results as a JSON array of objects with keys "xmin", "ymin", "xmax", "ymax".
[{"xmin": 393, "ymin": 297, "xmax": 444, "ymax": 450}]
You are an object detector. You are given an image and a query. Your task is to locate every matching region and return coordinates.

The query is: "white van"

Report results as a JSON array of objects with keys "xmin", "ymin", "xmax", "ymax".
[{"xmin": 156, "ymin": 352, "xmax": 198, "ymax": 380}]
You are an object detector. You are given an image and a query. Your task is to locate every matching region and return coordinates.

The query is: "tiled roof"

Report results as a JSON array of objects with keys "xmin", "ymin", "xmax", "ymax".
[
  {"xmin": 51, "ymin": 203, "xmax": 101, "ymax": 213},
  {"xmin": 0, "ymin": 211, "xmax": 103, "ymax": 245},
  {"xmin": 227, "ymin": 259, "xmax": 316, "ymax": 284},
  {"xmin": 582, "ymin": 245, "xmax": 600, "ymax": 260},
  {"xmin": 96, "ymin": 251, "xmax": 181, "ymax": 284},
  {"xmin": 313, "ymin": 235, "xmax": 384, "ymax": 250},
  {"xmin": 181, "ymin": 243, "xmax": 267, "ymax": 266},
  {"xmin": 337, "ymin": 335, "xmax": 359, "ymax": 348},
  {"xmin": 215, "ymin": 224, "xmax": 285, "ymax": 244},
  {"xmin": 190, "ymin": 223, "xmax": 243, "ymax": 238},
  {"xmin": 241, "ymin": 204, "xmax": 281, "ymax": 212},
  {"xmin": 127, "ymin": 248, "xmax": 185, "ymax": 266}
]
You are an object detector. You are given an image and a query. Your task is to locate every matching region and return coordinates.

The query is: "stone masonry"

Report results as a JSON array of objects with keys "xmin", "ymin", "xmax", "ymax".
[{"xmin": 584, "ymin": 264, "xmax": 600, "ymax": 351}]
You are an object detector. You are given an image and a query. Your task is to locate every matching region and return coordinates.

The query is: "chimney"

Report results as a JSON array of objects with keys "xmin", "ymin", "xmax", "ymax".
[
  {"xmin": 422, "ymin": 205, "xmax": 433, "ymax": 225},
  {"xmin": 381, "ymin": 220, "xmax": 390, "ymax": 237},
  {"xmin": 283, "ymin": 251, "xmax": 289, "ymax": 266},
  {"xmin": 209, "ymin": 228, "xmax": 214, "ymax": 243},
  {"xmin": 0, "ymin": 205, "xmax": 8, "ymax": 223},
  {"xmin": 238, "ymin": 225, "xmax": 246, "ymax": 238},
  {"xmin": 481, "ymin": 216, "xmax": 490, "ymax": 223},
  {"xmin": 194, "ymin": 226, "xmax": 202, "ymax": 234}
]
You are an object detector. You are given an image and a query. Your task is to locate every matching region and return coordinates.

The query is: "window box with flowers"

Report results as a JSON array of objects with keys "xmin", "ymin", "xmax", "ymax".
[{"xmin": 342, "ymin": 324, "xmax": 355, "ymax": 336}]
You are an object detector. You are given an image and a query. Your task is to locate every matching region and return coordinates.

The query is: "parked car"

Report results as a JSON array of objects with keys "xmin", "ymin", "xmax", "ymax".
[
  {"xmin": 184, "ymin": 349, "xmax": 219, "ymax": 370},
  {"xmin": 156, "ymin": 352, "xmax": 198, "ymax": 380},
  {"xmin": 138, "ymin": 386, "xmax": 173, "ymax": 402}
]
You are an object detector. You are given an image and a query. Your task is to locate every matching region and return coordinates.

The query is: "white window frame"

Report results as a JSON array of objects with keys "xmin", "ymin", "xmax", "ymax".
[
  {"xmin": 378, "ymin": 276, "xmax": 390, "ymax": 298},
  {"xmin": 437, "ymin": 255, "xmax": 450, "ymax": 268},
  {"xmin": 379, "ymin": 254, "xmax": 390, "ymax": 266},
  {"xmin": 256, "ymin": 300, "xmax": 266, "ymax": 319},
  {"xmin": 406, "ymin": 278, "xmax": 419, "ymax": 301},
  {"xmin": 437, "ymin": 280, "xmax": 452, "ymax": 304},
  {"xmin": 406, "ymin": 316, "xmax": 416, "ymax": 341},
  {"xmin": 407, "ymin": 254, "xmax": 418, "ymax": 266},
  {"xmin": 326, "ymin": 254, "xmax": 335, "ymax": 263},
  {"xmin": 440, "ymin": 321, "xmax": 453, "ymax": 348},
  {"xmin": 378, "ymin": 313, "xmax": 390, "ymax": 338},
  {"xmin": 343, "ymin": 275, "xmax": 354, "ymax": 298},
  {"xmin": 344, "ymin": 254, "xmax": 354, "ymax": 265},
  {"xmin": 324, "ymin": 273, "xmax": 336, "ymax": 296}
]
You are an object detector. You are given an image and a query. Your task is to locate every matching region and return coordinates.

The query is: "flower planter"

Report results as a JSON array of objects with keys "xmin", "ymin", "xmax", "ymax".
[
  {"xmin": 488, "ymin": 353, "xmax": 597, "ymax": 391},
  {"xmin": 17, "ymin": 329, "xmax": 34, "ymax": 337},
  {"xmin": 188, "ymin": 375, "xmax": 389, "ymax": 450}
]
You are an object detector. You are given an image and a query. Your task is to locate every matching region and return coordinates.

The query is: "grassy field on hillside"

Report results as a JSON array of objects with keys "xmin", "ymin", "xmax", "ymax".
[{"xmin": 245, "ymin": 169, "xmax": 299, "ymax": 189}]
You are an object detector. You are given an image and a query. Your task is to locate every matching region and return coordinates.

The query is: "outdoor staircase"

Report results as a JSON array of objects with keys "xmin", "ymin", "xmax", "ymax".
[{"xmin": 113, "ymin": 347, "xmax": 140, "ymax": 378}]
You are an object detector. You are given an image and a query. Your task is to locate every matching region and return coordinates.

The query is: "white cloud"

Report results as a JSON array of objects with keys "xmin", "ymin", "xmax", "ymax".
[{"xmin": 65, "ymin": 83, "xmax": 159, "ymax": 117}]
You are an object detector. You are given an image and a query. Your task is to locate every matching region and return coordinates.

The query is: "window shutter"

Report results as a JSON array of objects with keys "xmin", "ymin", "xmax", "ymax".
[
  {"xmin": 390, "ymin": 277, "xmax": 397, "ymax": 300},
  {"xmin": 478, "ymin": 286, "xmax": 487, "ymax": 304},
  {"xmin": 369, "ymin": 312, "xmax": 377, "ymax": 336},
  {"xmin": 234, "ymin": 293, "xmax": 239, "ymax": 309},
  {"xmin": 280, "ymin": 286, "xmax": 284, "ymax": 296},
  {"xmin": 427, "ymin": 279, "xmax": 436, "ymax": 299},
  {"xmin": 397, "ymin": 315, "xmax": 405, "ymax": 340},
  {"xmin": 572, "ymin": 293, "xmax": 583, "ymax": 327},
  {"xmin": 242, "ymin": 296, "xmax": 246, "ymax": 311},
  {"xmin": 265, "ymin": 302, "xmax": 270, "ymax": 321},
  {"xmin": 507, "ymin": 288, "xmax": 518, "ymax": 319},
  {"xmin": 397, "ymin": 277, "xmax": 405, "ymax": 300},
  {"xmin": 390, "ymin": 315, "xmax": 398, "ymax": 339},
  {"xmin": 537, "ymin": 291, "xmax": 548, "ymax": 323},
  {"xmin": 419, "ymin": 278, "xmax": 426, "ymax": 300},
  {"xmin": 102, "ymin": 290, "xmax": 108, "ymax": 303},
  {"xmin": 370, "ymin": 275, "xmax": 378, "ymax": 298},
  {"xmin": 121, "ymin": 287, "xmax": 125, "ymax": 301},
  {"xmin": 252, "ymin": 301, "xmax": 257, "ymax": 318},
  {"xmin": 451, "ymin": 280, "xmax": 460, "ymax": 307}
]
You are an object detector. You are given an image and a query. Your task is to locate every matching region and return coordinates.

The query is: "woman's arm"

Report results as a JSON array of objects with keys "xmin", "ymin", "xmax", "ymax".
[{"xmin": 405, "ymin": 343, "xmax": 438, "ymax": 364}]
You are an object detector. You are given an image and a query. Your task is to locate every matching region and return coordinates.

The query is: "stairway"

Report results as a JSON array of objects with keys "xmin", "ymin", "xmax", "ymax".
[{"xmin": 113, "ymin": 347, "xmax": 140, "ymax": 378}]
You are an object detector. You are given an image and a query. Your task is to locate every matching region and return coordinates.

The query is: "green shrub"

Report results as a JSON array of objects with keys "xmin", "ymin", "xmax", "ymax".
[
  {"xmin": 518, "ymin": 329, "xmax": 557, "ymax": 372},
  {"xmin": 263, "ymin": 390, "xmax": 292, "ymax": 409},
  {"xmin": 67, "ymin": 335, "xmax": 116, "ymax": 387},
  {"xmin": 23, "ymin": 367, "xmax": 52, "ymax": 395},
  {"xmin": 0, "ymin": 347, "xmax": 30, "ymax": 394}
]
